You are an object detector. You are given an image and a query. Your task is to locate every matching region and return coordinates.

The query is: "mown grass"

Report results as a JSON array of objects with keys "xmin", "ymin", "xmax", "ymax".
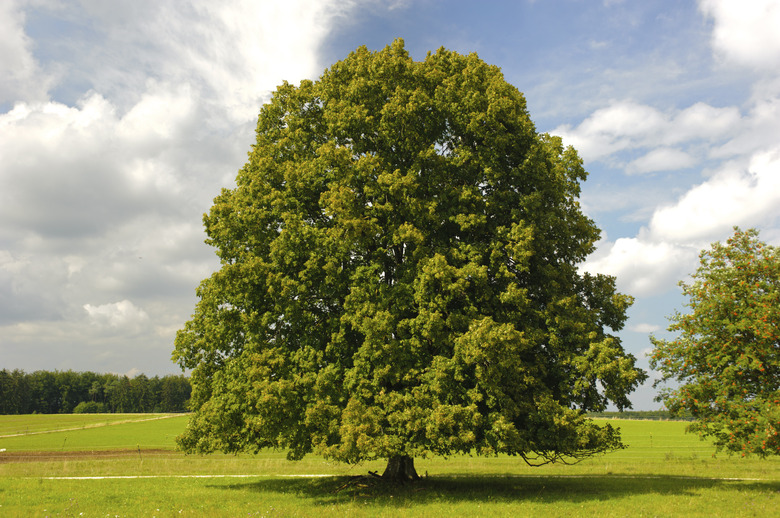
[
  {"xmin": 1, "ymin": 470, "xmax": 777, "ymax": 517},
  {"xmin": 1, "ymin": 415, "xmax": 778, "ymax": 517},
  {"xmin": 0, "ymin": 413, "xmax": 178, "ymax": 437},
  {"xmin": 0, "ymin": 414, "xmax": 186, "ymax": 452}
]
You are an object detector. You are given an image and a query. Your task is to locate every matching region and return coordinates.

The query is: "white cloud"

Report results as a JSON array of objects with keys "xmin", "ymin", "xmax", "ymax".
[
  {"xmin": 700, "ymin": 0, "xmax": 780, "ymax": 71},
  {"xmin": 710, "ymin": 95, "xmax": 780, "ymax": 160},
  {"xmin": 666, "ymin": 102, "xmax": 741, "ymax": 145},
  {"xmin": 0, "ymin": 93, "xmax": 182, "ymax": 239},
  {"xmin": 117, "ymin": 82, "xmax": 197, "ymax": 146},
  {"xmin": 649, "ymin": 147, "xmax": 780, "ymax": 242},
  {"xmin": 584, "ymin": 148, "xmax": 780, "ymax": 294},
  {"xmin": 83, "ymin": 300, "xmax": 149, "ymax": 331},
  {"xmin": 584, "ymin": 148, "xmax": 780, "ymax": 296},
  {"xmin": 552, "ymin": 101, "xmax": 664, "ymax": 161},
  {"xmin": 0, "ymin": 0, "xmax": 51, "ymax": 104},
  {"xmin": 0, "ymin": 0, "xmax": 363, "ymax": 243},
  {"xmin": 583, "ymin": 237, "xmax": 699, "ymax": 296},
  {"xmin": 0, "ymin": 0, "xmax": 364, "ymax": 374},
  {"xmin": 552, "ymin": 100, "xmax": 741, "ymax": 165},
  {"xmin": 34, "ymin": 0, "xmax": 351, "ymax": 123},
  {"xmin": 568, "ymin": 3, "xmax": 780, "ymax": 301},
  {"xmin": 184, "ymin": 0, "xmax": 340, "ymax": 123},
  {"xmin": 630, "ymin": 323, "xmax": 662, "ymax": 334},
  {"xmin": 626, "ymin": 147, "xmax": 696, "ymax": 174}
]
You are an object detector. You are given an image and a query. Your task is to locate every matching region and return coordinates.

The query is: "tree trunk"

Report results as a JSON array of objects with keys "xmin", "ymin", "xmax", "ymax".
[{"xmin": 382, "ymin": 455, "xmax": 420, "ymax": 482}]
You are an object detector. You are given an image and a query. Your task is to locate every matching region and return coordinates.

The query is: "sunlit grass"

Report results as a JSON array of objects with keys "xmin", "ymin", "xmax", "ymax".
[
  {"xmin": 1, "ymin": 415, "xmax": 778, "ymax": 516},
  {"xmin": 0, "ymin": 413, "xmax": 180, "ymax": 436},
  {"xmin": 0, "ymin": 414, "xmax": 187, "ymax": 452},
  {"xmin": 1, "ymin": 471, "xmax": 777, "ymax": 517}
]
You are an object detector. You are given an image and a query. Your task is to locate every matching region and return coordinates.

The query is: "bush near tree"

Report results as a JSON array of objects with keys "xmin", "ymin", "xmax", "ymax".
[
  {"xmin": 651, "ymin": 227, "xmax": 780, "ymax": 456},
  {"xmin": 73, "ymin": 401, "xmax": 107, "ymax": 414},
  {"xmin": 174, "ymin": 40, "xmax": 646, "ymax": 481}
]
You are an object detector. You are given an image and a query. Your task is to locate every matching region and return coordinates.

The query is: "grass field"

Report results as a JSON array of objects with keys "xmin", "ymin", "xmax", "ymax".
[
  {"xmin": 0, "ymin": 414, "xmax": 179, "ymax": 437},
  {"xmin": 0, "ymin": 414, "xmax": 185, "ymax": 453},
  {"xmin": 1, "ymin": 414, "xmax": 778, "ymax": 517}
]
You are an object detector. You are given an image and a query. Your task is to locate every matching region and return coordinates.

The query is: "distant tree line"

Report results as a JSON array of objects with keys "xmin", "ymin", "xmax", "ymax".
[{"xmin": 0, "ymin": 369, "xmax": 191, "ymax": 414}]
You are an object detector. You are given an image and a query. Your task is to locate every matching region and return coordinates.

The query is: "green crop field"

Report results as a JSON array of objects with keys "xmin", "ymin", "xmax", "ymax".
[{"xmin": 1, "ymin": 414, "xmax": 778, "ymax": 517}]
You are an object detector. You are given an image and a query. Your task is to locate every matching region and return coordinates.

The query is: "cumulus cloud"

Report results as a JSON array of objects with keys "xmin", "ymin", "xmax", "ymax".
[
  {"xmin": 0, "ymin": 0, "xmax": 50, "ymax": 104},
  {"xmin": 710, "ymin": 95, "xmax": 780, "ymax": 160},
  {"xmin": 0, "ymin": 0, "xmax": 362, "ymax": 243},
  {"xmin": 583, "ymin": 237, "xmax": 700, "ymax": 296},
  {"xmin": 552, "ymin": 100, "xmax": 741, "ymax": 165},
  {"xmin": 576, "ymin": 2, "xmax": 780, "ymax": 300},
  {"xmin": 25, "ymin": 0, "xmax": 350, "ymax": 123},
  {"xmin": 582, "ymin": 144, "xmax": 780, "ymax": 296},
  {"xmin": 0, "ymin": 92, "xmax": 190, "ymax": 240},
  {"xmin": 553, "ymin": 101, "xmax": 664, "ymax": 162},
  {"xmin": 669, "ymin": 102, "xmax": 742, "ymax": 143},
  {"xmin": 0, "ymin": 0, "xmax": 369, "ymax": 374},
  {"xmin": 649, "ymin": 148, "xmax": 780, "ymax": 242},
  {"xmin": 584, "ymin": 144, "xmax": 780, "ymax": 296},
  {"xmin": 626, "ymin": 147, "xmax": 696, "ymax": 175},
  {"xmin": 83, "ymin": 300, "xmax": 149, "ymax": 331},
  {"xmin": 700, "ymin": 0, "xmax": 780, "ymax": 71}
]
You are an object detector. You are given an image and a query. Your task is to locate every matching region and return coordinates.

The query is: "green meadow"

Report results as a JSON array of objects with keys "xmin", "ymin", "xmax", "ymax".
[
  {"xmin": 1, "ymin": 415, "xmax": 778, "ymax": 517},
  {"xmin": 0, "ymin": 414, "xmax": 185, "ymax": 453}
]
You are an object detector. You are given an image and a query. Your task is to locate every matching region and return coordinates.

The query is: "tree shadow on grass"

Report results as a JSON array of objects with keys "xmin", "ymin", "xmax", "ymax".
[{"xmin": 210, "ymin": 474, "xmax": 780, "ymax": 507}]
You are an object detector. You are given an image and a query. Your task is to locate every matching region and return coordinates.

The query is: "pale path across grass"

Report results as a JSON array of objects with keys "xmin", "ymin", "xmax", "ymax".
[{"xmin": 0, "ymin": 413, "xmax": 182, "ymax": 438}]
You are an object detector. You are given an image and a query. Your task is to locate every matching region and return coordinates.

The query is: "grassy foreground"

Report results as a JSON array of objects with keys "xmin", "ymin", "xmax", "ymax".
[{"xmin": 1, "ymin": 415, "xmax": 778, "ymax": 517}]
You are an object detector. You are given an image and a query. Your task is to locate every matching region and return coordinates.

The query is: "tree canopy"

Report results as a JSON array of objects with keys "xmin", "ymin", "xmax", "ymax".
[
  {"xmin": 173, "ymin": 40, "xmax": 646, "ymax": 479},
  {"xmin": 651, "ymin": 228, "xmax": 780, "ymax": 457}
]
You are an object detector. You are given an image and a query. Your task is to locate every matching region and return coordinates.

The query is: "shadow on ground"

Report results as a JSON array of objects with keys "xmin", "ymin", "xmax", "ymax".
[{"xmin": 210, "ymin": 474, "xmax": 780, "ymax": 507}]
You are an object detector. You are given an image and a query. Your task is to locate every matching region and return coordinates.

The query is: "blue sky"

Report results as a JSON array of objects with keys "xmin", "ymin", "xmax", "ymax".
[{"xmin": 2, "ymin": 0, "xmax": 779, "ymax": 410}]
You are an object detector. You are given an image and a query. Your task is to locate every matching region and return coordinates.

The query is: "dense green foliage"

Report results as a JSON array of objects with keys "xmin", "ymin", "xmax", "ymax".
[
  {"xmin": 174, "ymin": 40, "xmax": 646, "ymax": 471},
  {"xmin": 651, "ymin": 228, "xmax": 780, "ymax": 456},
  {"xmin": 0, "ymin": 369, "xmax": 191, "ymax": 414}
]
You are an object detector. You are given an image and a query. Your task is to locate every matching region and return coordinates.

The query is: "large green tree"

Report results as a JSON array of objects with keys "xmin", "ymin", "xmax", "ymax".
[
  {"xmin": 651, "ymin": 228, "xmax": 780, "ymax": 457},
  {"xmin": 173, "ymin": 40, "xmax": 646, "ymax": 480}
]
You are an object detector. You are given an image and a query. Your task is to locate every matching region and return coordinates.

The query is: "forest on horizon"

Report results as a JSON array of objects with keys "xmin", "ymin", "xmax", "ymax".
[{"xmin": 0, "ymin": 369, "xmax": 191, "ymax": 415}]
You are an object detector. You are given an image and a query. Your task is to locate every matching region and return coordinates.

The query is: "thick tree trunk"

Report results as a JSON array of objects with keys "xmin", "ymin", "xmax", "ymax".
[{"xmin": 382, "ymin": 455, "xmax": 420, "ymax": 482}]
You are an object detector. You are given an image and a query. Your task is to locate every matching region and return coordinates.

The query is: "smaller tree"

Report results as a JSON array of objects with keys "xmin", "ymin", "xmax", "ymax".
[{"xmin": 650, "ymin": 228, "xmax": 780, "ymax": 456}]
